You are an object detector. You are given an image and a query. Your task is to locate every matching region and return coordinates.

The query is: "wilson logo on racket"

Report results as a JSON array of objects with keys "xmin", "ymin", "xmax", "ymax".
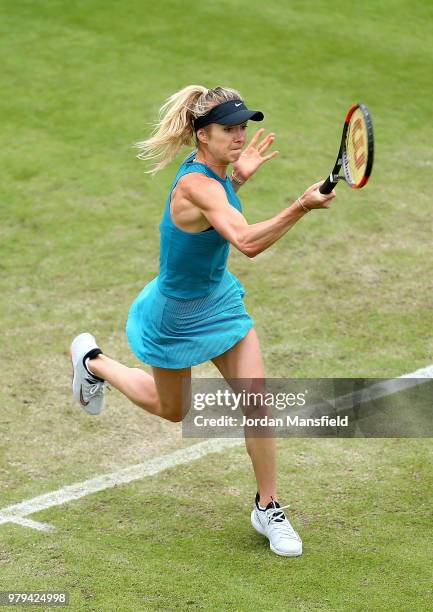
[{"xmin": 351, "ymin": 118, "xmax": 366, "ymax": 169}]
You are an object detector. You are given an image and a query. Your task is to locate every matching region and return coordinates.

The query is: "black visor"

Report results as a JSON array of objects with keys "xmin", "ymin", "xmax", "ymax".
[{"xmin": 194, "ymin": 100, "xmax": 264, "ymax": 131}]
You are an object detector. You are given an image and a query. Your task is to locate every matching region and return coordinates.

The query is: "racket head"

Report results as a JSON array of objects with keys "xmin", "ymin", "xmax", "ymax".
[{"xmin": 342, "ymin": 103, "xmax": 374, "ymax": 189}]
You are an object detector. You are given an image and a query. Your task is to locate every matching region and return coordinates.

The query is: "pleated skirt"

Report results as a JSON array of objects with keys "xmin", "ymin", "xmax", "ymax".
[{"xmin": 125, "ymin": 270, "xmax": 254, "ymax": 369}]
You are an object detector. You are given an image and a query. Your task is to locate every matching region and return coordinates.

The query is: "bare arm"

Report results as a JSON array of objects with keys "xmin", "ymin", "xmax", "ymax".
[{"xmin": 184, "ymin": 175, "xmax": 335, "ymax": 258}]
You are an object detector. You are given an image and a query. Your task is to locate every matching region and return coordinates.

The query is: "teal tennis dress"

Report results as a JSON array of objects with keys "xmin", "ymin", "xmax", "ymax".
[{"xmin": 125, "ymin": 151, "xmax": 254, "ymax": 368}]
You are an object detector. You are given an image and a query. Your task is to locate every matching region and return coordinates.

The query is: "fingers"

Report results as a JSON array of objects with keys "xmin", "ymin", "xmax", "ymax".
[
  {"xmin": 309, "ymin": 181, "xmax": 336, "ymax": 198},
  {"xmin": 248, "ymin": 128, "xmax": 265, "ymax": 148},
  {"xmin": 262, "ymin": 150, "xmax": 279, "ymax": 162},
  {"xmin": 324, "ymin": 189, "xmax": 336, "ymax": 198},
  {"xmin": 311, "ymin": 180, "xmax": 324, "ymax": 189},
  {"xmin": 322, "ymin": 191, "xmax": 336, "ymax": 206},
  {"xmin": 248, "ymin": 129, "xmax": 276, "ymax": 154},
  {"xmin": 257, "ymin": 133, "xmax": 276, "ymax": 154}
]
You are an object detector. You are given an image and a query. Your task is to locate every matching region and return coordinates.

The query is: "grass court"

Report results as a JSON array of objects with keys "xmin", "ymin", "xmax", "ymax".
[{"xmin": 1, "ymin": 1, "xmax": 432, "ymax": 610}]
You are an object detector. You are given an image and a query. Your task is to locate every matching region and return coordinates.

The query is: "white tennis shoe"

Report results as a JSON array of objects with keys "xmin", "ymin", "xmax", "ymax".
[
  {"xmin": 70, "ymin": 333, "xmax": 106, "ymax": 415},
  {"xmin": 251, "ymin": 493, "xmax": 303, "ymax": 557}
]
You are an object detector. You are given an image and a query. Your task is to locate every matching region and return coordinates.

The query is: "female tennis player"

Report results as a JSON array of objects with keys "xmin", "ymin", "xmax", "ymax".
[{"xmin": 70, "ymin": 85, "xmax": 335, "ymax": 557}]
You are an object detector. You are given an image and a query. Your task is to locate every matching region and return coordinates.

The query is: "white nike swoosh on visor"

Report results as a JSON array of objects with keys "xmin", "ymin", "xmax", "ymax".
[{"xmin": 235, "ymin": 103, "xmax": 242, "ymax": 107}]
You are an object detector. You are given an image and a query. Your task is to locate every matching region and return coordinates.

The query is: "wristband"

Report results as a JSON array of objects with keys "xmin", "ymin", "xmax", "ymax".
[
  {"xmin": 297, "ymin": 197, "xmax": 309, "ymax": 212},
  {"xmin": 231, "ymin": 172, "xmax": 245, "ymax": 186}
]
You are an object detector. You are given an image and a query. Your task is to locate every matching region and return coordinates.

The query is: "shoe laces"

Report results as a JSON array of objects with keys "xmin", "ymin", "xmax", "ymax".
[
  {"xmin": 265, "ymin": 501, "xmax": 299, "ymax": 539},
  {"xmin": 86, "ymin": 377, "xmax": 106, "ymax": 398}
]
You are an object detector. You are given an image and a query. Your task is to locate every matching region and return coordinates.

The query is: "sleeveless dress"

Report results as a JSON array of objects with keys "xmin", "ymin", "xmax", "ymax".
[{"xmin": 125, "ymin": 151, "xmax": 254, "ymax": 369}]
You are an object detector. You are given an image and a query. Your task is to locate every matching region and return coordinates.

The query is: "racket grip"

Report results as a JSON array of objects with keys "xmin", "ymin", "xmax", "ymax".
[{"xmin": 319, "ymin": 175, "xmax": 338, "ymax": 194}]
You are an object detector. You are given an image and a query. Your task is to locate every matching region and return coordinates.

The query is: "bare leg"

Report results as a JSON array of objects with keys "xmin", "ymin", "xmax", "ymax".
[
  {"xmin": 88, "ymin": 354, "xmax": 191, "ymax": 423},
  {"xmin": 211, "ymin": 328, "xmax": 277, "ymax": 507}
]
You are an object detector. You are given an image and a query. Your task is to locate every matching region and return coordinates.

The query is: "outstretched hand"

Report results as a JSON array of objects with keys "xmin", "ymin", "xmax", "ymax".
[{"xmin": 232, "ymin": 129, "xmax": 279, "ymax": 181}]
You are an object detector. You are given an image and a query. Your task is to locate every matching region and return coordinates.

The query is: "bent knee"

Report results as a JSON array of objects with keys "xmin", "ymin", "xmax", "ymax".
[
  {"xmin": 166, "ymin": 412, "xmax": 184, "ymax": 423},
  {"xmin": 160, "ymin": 402, "xmax": 188, "ymax": 423}
]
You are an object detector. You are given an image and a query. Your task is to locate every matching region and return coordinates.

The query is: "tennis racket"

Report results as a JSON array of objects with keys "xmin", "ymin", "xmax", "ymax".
[{"xmin": 319, "ymin": 103, "xmax": 374, "ymax": 194}]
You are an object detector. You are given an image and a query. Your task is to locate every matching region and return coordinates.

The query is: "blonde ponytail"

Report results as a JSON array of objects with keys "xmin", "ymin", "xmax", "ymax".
[{"xmin": 134, "ymin": 85, "xmax": 243, "ymax": 175}]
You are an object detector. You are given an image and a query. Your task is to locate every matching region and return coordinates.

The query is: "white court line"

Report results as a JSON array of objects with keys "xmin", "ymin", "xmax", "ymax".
[
  {"xmin": 1, "ymin": 365, "xmax": 432, "ymax": 533},
  {"xmin": 306, "ymin": 368, "xmax": 433, "ymax": 416},
  {"xmin": 0, "ymin": 439, "xmax": 242, "ymax": 532},
  {"xmin": 401, "ymin": 364, "xmax": 433, "ymax": 378}
]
